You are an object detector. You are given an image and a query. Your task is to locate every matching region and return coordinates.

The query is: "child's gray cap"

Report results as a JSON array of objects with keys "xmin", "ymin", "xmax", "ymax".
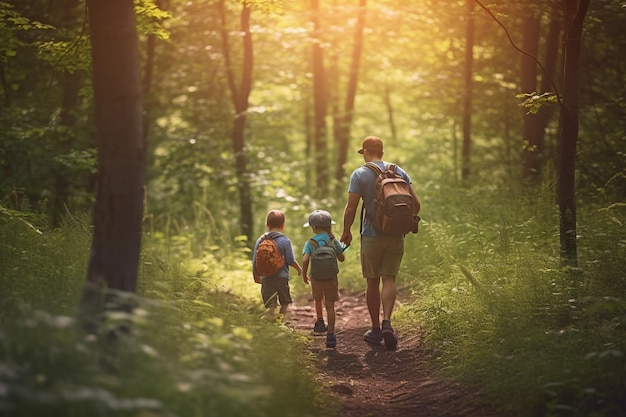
[{"xmin": 303, "ymin": 210, "xmax": 336, "ymax": 228}]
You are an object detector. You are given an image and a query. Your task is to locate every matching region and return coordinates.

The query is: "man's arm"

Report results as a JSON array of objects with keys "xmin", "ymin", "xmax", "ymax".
[{"xmin": 340, "ymin": 192, "xmax": 361, "ymax": 246}]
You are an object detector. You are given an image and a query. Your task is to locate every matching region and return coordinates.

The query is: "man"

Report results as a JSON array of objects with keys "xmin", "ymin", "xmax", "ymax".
[{"xmin": 340, "ymin": 136, "xmax": 421, "ymax": 350}]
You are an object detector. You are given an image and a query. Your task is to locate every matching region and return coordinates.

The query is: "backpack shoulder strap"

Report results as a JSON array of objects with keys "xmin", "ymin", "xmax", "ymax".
[
  {"xmin": 364, "ymin": 162, "xmax": 385, "ymax": 175},
  {"xmin": 265, "ymin": 231, "xmax": 282, "ymax": 240},
  {"xmin": 309, "ymin": 238, "xmax": 319, "ymax": 248}
]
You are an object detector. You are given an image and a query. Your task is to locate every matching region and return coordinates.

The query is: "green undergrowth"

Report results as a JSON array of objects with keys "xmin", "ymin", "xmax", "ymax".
[
  {"xmin": 396, "ymin": 184, "xmax": 626, "ymax": 417},
  {"xmin": 2, "ymin": 177, "xmax": 625, "ymax": 417},
  {"xmin": 0, "ymin": 208, "xmax": 336, "ymax": 417}
]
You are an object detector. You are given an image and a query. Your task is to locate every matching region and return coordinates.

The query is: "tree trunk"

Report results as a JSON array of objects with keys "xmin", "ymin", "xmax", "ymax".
[
  {"xmin": 536, "ymin": 8, "xmax": 562, "ymax": 169},
  {"xmin": 219, "ymin": 0, "xmax": 254, "ymax": 244},
  {"xmin": 558, "ymin": 0, "xmax": 590, "ymax": 268},
  {"xmin": 142, "ymin": 2, "xmax": 159, "ymax": 154},
  {"xmin": 51, "ymin": 0, "xmax": 82, "ymax": 226},
  {"xmin": 311, "ymin": 0, "xmax": 328, "ymax": 198},
  {"xmin": 335, "ymin": 0, "xmax": 366, "ymax": 185},
  {"xmin": 461, "ymin": 0, "xmax": 474, "ymax": 182},
  {"xmin": 80, "ymin": 0, "xmax": 145, "ymax": 336},
  {"xmin": 520, "ymin": 12, "xmax": 541, "ymax": 179},
  {"xmin": 383, "ymin": 84, "xmax": 397, "ymax": 142}
]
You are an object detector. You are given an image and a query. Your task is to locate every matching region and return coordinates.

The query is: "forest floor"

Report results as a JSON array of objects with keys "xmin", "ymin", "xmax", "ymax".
[{"xmin": 288, "ymin": 289, "xmax": 507, "ymax": 417}]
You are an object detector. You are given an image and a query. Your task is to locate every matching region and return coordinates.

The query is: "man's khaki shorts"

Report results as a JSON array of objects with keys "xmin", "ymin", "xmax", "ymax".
[{"xmin": 360, "ymin": 235, "xmax": 405, "ymax": 279}]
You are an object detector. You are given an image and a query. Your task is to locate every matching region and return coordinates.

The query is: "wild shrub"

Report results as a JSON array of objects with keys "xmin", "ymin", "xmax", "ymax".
[{"xmin": 398, "ymin": 183, "xmax": 626, "ymax": 417}]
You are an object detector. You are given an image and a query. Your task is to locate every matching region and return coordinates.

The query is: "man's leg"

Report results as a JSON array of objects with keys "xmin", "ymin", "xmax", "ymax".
[
  {"xmin": 363, "ymin": 277, "xmax": 383, "ymax": 345},
  {"xmin": 381, "ymin": 274, "xmax": 397, "ymax": 321},
  {"xmin": 365, "ymin": 277, "xmax": 381, "ymax": 328},
  {"xmin": 381, "ymin": 274, "xmax": 398, "ymax": 350}
]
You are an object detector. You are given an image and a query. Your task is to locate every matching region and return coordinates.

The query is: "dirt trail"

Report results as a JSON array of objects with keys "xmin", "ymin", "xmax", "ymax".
[{"xmin": 288, "ymin": 290, "xmax": 504, "ymax": 417}]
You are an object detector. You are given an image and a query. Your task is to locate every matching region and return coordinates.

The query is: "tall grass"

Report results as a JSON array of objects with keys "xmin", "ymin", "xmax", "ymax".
[
  {"xmin": 2, "ymin": 172, "xmax": 624, "ymax": 417},
  {"xmin": 397, "ymin": 182, "xmax": 626, "ymax": 417},
  {"xmin": 0, "ymin": 205, "xmax": 334, "ymax": 417}
]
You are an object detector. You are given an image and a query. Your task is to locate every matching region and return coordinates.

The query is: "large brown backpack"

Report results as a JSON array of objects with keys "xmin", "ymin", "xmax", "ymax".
[{"xmin": 363, "ymin": 162, "xmax": 419, "ymax": 235}]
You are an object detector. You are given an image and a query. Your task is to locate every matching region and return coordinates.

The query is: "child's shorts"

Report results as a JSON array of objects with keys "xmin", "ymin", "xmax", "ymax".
[
  {"xmin": 261, "ymin": 276, "xmax": 292, "ymax": 308},
  {"xmin": 311, "ymin": 277, "xmax": 339, "ymax": 303}
]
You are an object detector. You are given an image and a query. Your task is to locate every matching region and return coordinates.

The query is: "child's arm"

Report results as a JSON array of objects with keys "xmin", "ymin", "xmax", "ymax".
[
  {"xmin": 302, "ymin": 254, "xmax": 311, "ymax": 284},
  {"xmin": 290, "ymin": 261, "xmax": 302, "ymax": 276},
  {"xmin": 333, "ymin": 239, "xmax": 346, "ymax": 262}
]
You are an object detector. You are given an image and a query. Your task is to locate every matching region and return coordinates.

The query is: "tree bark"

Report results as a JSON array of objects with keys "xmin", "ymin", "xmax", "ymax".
[
  {"xmin": 219, "ymin": 0, "xmax": 254, "ymax": 244},
  {"xmin": 521, "ymin": 6, "xmax": 562, "ymax": 180},
  {"xmin": 383, "ymin": 84, "xmax": 397, "ymax": 142},
  {"xmin": 558, "ymin": 0, "xmax": 590, "ymax": 268},
  {"xmin": 335, "ymin": 0, "xmax": 366, "ymax": 185},
  {"xmin": 536, "ymin": 7, "xmax": 562, "ymax": 169},
  {"xmin": 80, "ymin": 0, "xmax": 145, "ymax": 336},
  {"xmin": 461, "ymin": 0, "xmax": 474, "ymax": 182},
  {"xmin": 311, "ymin": 0, "xmax": 328, "ymax": 198},
  {"xmin": 142, "ymin": 1, "xmax": 160, "ymax": 155},
  {"xmin": 52, "ymin": 0, "xmax": 82, "ymax": 226},
  {"xmin": 520, "ymin": 12, "xmax": 541, "ymax": 179}
]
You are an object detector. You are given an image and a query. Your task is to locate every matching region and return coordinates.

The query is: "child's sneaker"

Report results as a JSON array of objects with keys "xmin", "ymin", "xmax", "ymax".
[
  {"xmin": 381, "ymin": 320, "xmax": 398, "ymax": 350},
  {"xmin": 325, "ymin": 333, "xmax": 337, "ymax": 348},
  {"xmin": 313, "ymin": 319, "xmax": 327, "ymax": 334},
  {"xmin": 363, "ymin": 328, "xmax": 382, "ymax": 345}
]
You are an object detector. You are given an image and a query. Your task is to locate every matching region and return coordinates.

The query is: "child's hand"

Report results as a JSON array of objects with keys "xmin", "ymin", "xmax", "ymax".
[{"xmin": 303, "ymin": 274, "xmax": 310, "ymax": 285}]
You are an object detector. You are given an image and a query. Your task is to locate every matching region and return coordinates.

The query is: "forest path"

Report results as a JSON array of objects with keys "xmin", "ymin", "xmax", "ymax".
[{"xmin": 288, "ymin": 290, "xmax": 505, "ymax": 417}]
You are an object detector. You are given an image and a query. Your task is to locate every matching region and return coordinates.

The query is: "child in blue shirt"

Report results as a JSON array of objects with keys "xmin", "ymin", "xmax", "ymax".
[{"xmin": 302, "ymin": 210, "xmax": 346, "ymax": 348}]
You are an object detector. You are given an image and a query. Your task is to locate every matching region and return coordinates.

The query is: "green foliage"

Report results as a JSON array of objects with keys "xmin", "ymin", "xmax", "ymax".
[
  {"xmin": 397, "ymin": 181, "xmax": 626, "ymax": 417},
  {"xmin": 0, "ymin": 2, "xmax": 55, "ymax": 64},
  {"xmin": 0, "ymin": 209, "xmax": 331, "ymax": 417},
  {"xmin": 1, "ymin": 0, "xmax": 624, "ymax": 416},
  {"xmin": 516, "ymin": 91, "xmax": 559, "ymax": 115},
  {"xmin": 242, "ymin": 0, "xmax": 284, "ymax": 14},
  {"xmin": 135, "ymin": 0, "xmax": 172, "ymax": 41}
]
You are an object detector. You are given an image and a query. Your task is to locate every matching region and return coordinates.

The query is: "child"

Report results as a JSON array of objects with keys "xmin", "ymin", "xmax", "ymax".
[
  {"xmin": 252, "ymin": 210, "xmax": 302, "ymax": 320},
  {"xmin": 302, "ymin": 210, "xmax": 346, "ymax": 348}
]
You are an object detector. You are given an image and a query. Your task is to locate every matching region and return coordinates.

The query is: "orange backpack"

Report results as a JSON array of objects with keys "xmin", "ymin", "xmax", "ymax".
[{"xmin": 254, "ymin": 232, "xmax": 285, "ymax": 277}]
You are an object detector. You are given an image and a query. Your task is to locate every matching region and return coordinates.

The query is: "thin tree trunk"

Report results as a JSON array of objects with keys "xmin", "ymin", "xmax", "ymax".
[
  {"xmin": 521, "ymin": 12, "xmax": 541, "ymax": 179},
  {"xmin": 383, "ymin": 84, "xmax": 397, "ymax": 142},
  {"xmin": 335, "ymin": 0, "xmax": 366, "ymax": 185},
  {"xmin": 51, "ymin": 0, "xmax": 82, "ymax": 226},
  {"xmin": 311, "ymin": 0, "xmax": 328, "ymax": 198},
  {"xmin": 461, "ymin": 0, "xmax": 474, "ymax": 182},
  {"xmin": 80, "ymin": 0, "xmax": 145, "ymax": 336},
  {"xmin": 558, "ymin": 0, "xmax": 590, "ymax": 268},
  {"xmin": 219, "ymin": 0, "xmax": 254, "ymax": 244},
  {"xmin": 536, "ymin": 8, "xmax": 562, "ymax": 169},
  {"xmin": 142, "ymin": 1, "xmax": 159, "ymax": 154}
]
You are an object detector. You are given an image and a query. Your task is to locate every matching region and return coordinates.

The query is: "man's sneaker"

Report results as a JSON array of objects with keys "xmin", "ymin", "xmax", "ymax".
[
  {"xmin": 313, "ymin": 319, "xmax": 327, "ymax": 334},
  {"xmin": 363, "ymin": 328, "xmax": 383, "ymax": 345},
  {"xmin": 381, "ymin": 320, "xmax": 398, "ymax": 350},
  {"xmin": 326, "ymin": 333, "xmax": 337, "ymax": 348}
]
